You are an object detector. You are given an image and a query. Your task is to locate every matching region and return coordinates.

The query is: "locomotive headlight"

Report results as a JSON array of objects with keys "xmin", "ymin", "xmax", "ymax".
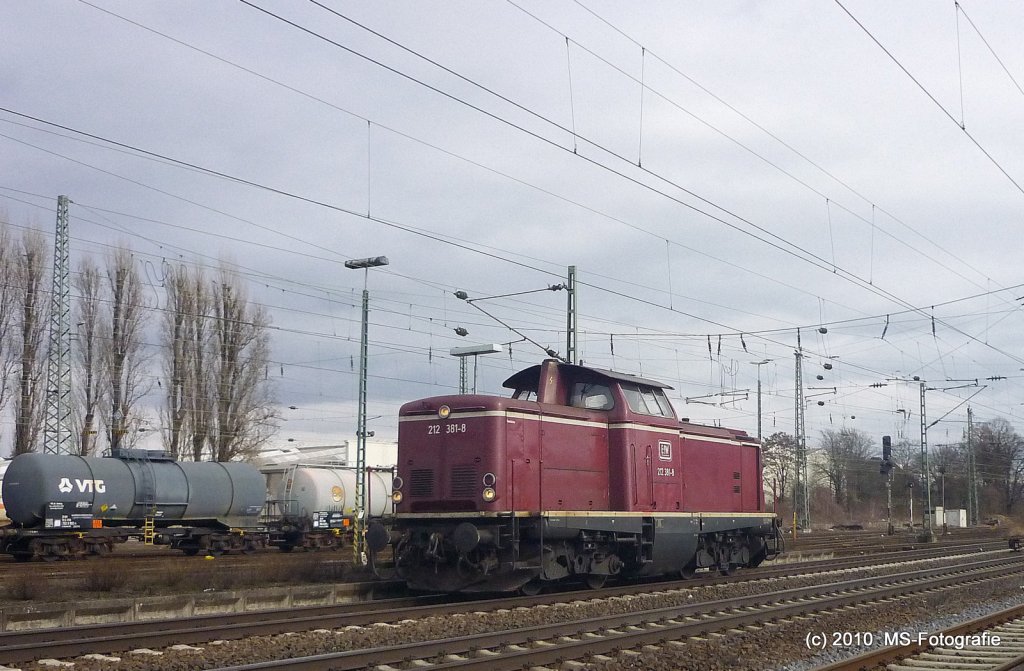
[
  {"xmin": 438, "ymin": 405, "xmax": 451, "ymax": 419},
  {"xmin": 482, "ymin": 487, "xmax": 496, "ymax": 502},
  {"xmin": 391, "ymin": 490, "xmax": 403, "ymax": 504}
]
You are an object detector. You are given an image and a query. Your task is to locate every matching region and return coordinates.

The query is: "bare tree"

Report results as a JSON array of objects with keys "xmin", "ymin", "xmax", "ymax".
[
  {"xmin": 209, "ymin": 266, "xmax": 275, "ymax": 461},
  {"xmin": 72, "ymin": 257, "xmax": 104, "ymax": 456},
  {"xmin": 161, "ymin": 264, "xmax": 211, "ymax": 459},
  {"xmin": 973, "ymin": 418, "xmax": 1024, "ymax": 514},
  {"xmin": 162, "ymin": 265, "xmax": 188, "ymax": 459},
  {"xmin": 12, "ymin": 228, "xmax": 48, "ymax": 455},
  {"xmin": 761, "ymin": 431, "xmax": 795, "ymax": 504},
  {"xmin": 0, "ymin": 219, "xmax": 20, "ymax": 428},
  {"xmin": 818, "ymin": 427, "xmax": 874, "ymax": 510},
  {"xmin": 186, "ymin": 266, "xmax": 214, "ymax": 461},
  {"xmin": 102, "ymin": 246, "xmax": 149, "ymax": 451},
  {"xmin": 891, "ymin": 437, "xmax": 919, "ymax": 474}
]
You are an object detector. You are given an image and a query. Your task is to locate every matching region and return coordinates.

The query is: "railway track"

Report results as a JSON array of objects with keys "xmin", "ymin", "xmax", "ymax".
[
  {"xmin": 811, "ymin": 602, "xmax": 1024, "ymax": 671},
  {"xmin": 785, "ymin": 527, "xmax": 1004, "ymax": 555},
  {"xmin": 0, "ymin": 540, "xmax": 1007, "ymax": 637},
  {"xmin": 207, "ymin": 555, "xmax": 1024, "ymax": 670},
  {"xmin": 6, "ymin": 552, "xmax": 1022, "ymax": 668}
]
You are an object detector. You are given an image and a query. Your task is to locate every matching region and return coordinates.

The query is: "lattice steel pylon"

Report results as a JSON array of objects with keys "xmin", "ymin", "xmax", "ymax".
[
  {"xmin": 794, "ymin": 331, "xmax": 809, "ymax": 530},
  {"xmin": 43, "ymin": 195, "xmax": 72, "ymax": 455}
]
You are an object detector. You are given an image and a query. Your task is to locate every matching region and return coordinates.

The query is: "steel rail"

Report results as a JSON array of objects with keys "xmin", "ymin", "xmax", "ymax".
[
  {"xmin": 0, "ymin": 540, "xmax": 1007, "ymax": 660},
  {"xmin": 207, "ymin": 556, "xmax": 1024, "ymax": 670},
  {"xmin": 811, "ymin": 602, "xmax": 1024, "ymax": 671},
  {"xmin": 1, "ymin": 546, "xmax": 1013, "ymax": 665}
]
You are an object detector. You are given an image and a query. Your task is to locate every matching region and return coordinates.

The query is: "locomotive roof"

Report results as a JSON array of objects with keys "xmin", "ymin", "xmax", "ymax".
[{"xmin": 502, "ymin": 360, "xmax": 673, "ymax": 391}]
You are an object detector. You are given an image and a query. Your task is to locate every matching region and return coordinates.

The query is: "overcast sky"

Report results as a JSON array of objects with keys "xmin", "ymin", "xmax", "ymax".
[{"xmin": 3, "ymin": 1, "xmax": 1024, "ymax": 457}]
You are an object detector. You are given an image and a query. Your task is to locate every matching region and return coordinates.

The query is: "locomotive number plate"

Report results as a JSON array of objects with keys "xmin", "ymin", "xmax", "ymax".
[
  {"xmin": 427, "ymin": 423, "xmax": 467, "ymax": 435},
  {"xmin": 657, "ymin": 467, "xmax": 676, "ymax": 477}
]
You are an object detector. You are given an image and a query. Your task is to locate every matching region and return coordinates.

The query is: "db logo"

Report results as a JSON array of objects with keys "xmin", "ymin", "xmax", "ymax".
[{"xmin": 57, "ymin": 478, "xmax": 106, "ymax": 494}]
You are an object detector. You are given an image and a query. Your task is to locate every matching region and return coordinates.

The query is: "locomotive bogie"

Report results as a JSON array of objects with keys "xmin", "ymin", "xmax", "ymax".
[{"xmin": 386, "ymin": 511, "xmax": 777, "ymax": 592}]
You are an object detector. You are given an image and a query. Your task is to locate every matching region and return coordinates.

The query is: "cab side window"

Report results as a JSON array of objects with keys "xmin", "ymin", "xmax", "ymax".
[{"xmin": 569, "ymin": 382, "xmax": 614, "ymax": 411}]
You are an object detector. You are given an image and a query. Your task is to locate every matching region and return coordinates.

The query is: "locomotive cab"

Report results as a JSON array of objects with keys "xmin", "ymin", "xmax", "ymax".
[{"xmin": 376, "ymin": 359, "xmax": 780, "ymax": 592}]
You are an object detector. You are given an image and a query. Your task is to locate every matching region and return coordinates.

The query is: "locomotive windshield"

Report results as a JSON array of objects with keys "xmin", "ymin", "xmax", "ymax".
[{"xmin": 620, "ymin": 383, "xmax": 675, "ymax": 418}]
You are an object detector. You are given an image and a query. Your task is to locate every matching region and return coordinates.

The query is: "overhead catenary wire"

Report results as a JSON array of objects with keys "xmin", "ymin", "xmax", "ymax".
[
  {"xmin": 522, "ymin": 0, "xmax": 1003, "ymax": 294},
  {"xmin": 6, "ymin": 3, "xmax": 1024, "ymax": 440},
  {"xmin": 241, "ymin": 1, "xmax": 1024, "ymax": 371},
  {"xmin": 836, "ymin": 0, "xmax": 1024, "ymax": 197},
  {"xmin": 48, "ymin": 2, "xmax": 1000, "ymax": 334}
]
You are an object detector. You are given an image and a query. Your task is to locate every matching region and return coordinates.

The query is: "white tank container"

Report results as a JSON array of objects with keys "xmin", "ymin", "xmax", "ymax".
[{"xmin": 277, "ymin": 465, "xmax": 392, "ymax": 519}]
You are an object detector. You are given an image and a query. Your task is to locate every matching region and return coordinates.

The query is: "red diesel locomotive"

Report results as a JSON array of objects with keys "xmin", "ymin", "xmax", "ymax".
[{"xmin": 369, "ymin": 359, "xmax": 780, "ymax": 592}]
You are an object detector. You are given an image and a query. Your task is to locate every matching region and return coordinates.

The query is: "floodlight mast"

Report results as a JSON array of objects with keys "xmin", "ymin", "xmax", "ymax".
[
  {"xmin": 345, "ymin": 255, "xmax": 389, "ymax": 565},
  {"xmin": 449, "ymin": 343, "xmax": 505, "ymax": 394},
  {"xmin": 344, "ymin": 256, "xmax": 389, "ymax": 270}
]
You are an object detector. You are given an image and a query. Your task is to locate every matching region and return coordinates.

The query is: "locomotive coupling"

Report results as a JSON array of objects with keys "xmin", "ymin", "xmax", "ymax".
[{"xmin": 366, "ymin": 521, "xmax": 398, "ymax": 553}]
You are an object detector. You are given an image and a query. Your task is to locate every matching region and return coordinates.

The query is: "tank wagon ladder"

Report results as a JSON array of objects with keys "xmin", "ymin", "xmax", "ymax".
[
  {"xmin": 133, "ymin": 452, "xmax": 158, "ymax": 545},
  {"xmin": 143, "ymin": 517, "xmax": 155, "ymax": 545}
]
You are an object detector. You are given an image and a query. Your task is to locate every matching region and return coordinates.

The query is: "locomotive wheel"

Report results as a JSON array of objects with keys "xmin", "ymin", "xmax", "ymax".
[
  {"xmin": 519, "ymin": 580, "xmax": 544, "ymax": 596},
  {"xmin": 680, "ymin": 564, "xmax": 696, "ymax": 579},
  {"xmin": 584, "ymin": 574, "xmax": 607, "ymax": 590},
  {"xmin": 719, "ymin": 564, "xmax": 736, "ymax": 576},
  {"xmin": 12, "ymin": 553, "xmax": 32, "ymax": 563}
]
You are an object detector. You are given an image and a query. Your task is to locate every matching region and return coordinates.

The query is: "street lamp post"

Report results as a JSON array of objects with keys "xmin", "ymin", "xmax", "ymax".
[
  {"xmin": 345, "ymin": 255, "xmax": 389, "ymax": 565},
  {"xmin": 938, "ymin": 465, "xmax": 947, "ymax": 534},
  {"xmin": 919, "ymin": 381, "xmax": 935, "ymax": 542},
  {"xmin": 750, "ymin": 359, "xmax": 771, "ymax": 442}
]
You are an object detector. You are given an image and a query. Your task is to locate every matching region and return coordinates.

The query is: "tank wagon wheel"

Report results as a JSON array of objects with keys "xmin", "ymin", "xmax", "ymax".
[
  {"xmin": 719, "ymin": 564, "xmax": 736, "ymax": 577},
  {"xmin": 584, "ymin": 574, "xmax": 607, "ymax": 590},
  {"xmin": 182, "ymin": 548, "xmax": 200, "ymax": 557},
  {"xmin": 89, "ymin": 542, "xmax": 113, "ymax": 557},
  {"xmin": 279, "ymin": 544, "xmax": 295, "ymax": 553},
  {"xmin": 32, "ymin": 540, "xmax": 62, "ymax": 562}
]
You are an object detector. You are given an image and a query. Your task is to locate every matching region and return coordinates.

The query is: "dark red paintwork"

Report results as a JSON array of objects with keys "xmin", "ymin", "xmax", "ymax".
[{"xmin": 396, "ymin": 360, "xmax": 763, "ymax": 516}]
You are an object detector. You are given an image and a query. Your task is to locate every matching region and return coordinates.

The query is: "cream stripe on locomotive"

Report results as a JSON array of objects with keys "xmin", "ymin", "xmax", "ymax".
[
  {"xmin": 394, "ymin": 511, "xmax": 776, "ymax": 520},
  {"xmin": 400, "ymin": 410, "xmax": 754, "ymax": 446}
]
